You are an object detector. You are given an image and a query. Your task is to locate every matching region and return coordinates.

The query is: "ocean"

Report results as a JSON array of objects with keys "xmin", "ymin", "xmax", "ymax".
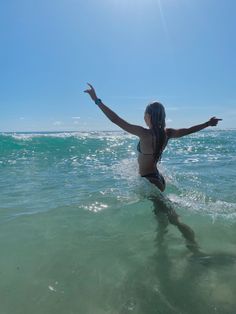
[{"xmin": 0, "ymin": 130, "xmax": 236, "ymax": 314}]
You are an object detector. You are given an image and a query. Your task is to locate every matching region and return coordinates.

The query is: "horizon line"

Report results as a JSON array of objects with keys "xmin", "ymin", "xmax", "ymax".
[{"xmin": 1, "ymin": 128, "xmax": 235, "ymax": 134}]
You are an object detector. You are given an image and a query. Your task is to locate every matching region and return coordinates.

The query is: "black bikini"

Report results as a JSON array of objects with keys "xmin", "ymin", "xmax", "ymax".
[
  {"xmin": 140, "ymin": 171, "xmax": 165, "ymax": 185},
  {"xmin": 137, "ymin": 134, "xmax": 166, "ymax": 185}
]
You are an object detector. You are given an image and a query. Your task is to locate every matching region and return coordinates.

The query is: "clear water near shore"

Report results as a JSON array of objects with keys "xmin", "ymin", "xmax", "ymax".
[{"xmin": 0, "ymin": 130, "xmax": 236, "ymax": 314}]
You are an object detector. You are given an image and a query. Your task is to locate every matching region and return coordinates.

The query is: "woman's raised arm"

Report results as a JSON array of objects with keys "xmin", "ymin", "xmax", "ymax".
[
  {"xmin": 84, "ymin": 83, "xmax": 146, "ymax": 137},
  {"xmin": 167, "ymin": 117, "xmax": 222, "ymax": 138}
]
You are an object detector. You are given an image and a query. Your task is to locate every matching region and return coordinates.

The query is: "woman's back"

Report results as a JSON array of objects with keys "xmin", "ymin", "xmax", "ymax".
[{"xmin": 137, "ymin": 128, "xmax": 168, "ymax": 176}]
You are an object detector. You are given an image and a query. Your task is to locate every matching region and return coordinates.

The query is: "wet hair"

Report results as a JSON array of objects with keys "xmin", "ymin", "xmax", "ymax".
[{"xmin": 145, "ymin": 102, "xmax": 166, "ymax": 161}]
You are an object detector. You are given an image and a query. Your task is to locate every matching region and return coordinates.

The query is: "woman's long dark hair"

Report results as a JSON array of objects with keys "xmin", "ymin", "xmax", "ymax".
[{"xmin": 145, "ymin": 102, "xmax": 166, "ymax": 161}]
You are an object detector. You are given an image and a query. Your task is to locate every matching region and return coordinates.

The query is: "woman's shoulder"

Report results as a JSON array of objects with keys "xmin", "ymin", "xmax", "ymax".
[
  {"xmin": 165, "ymin": 128, "xmax": 174, "ymax": 139},
  {"xmin": 139, "ymin": 128, "xmax": 153, "ymax": 138},
  {"xmin": 140, "ymin": 128, "xmax": 170, "ymax": 139}
]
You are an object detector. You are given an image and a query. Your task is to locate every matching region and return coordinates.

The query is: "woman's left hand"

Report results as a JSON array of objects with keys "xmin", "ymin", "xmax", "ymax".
[
  {"xmin": 84, "ymin": 83, "xmax": 98, "ymax": 102},
  {"xmin": 208, "ymin": 117, "xmax": 222, "ymax": 126}
]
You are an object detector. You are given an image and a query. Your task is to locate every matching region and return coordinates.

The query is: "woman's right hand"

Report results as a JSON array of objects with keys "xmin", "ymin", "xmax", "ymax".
[
  {"xmin": 208, "ymin": 117, "xmax": 222, "ymax": 126},
  {"xmin": 84, "ymin": 83, "xmax": 98, "ymax": 102}
]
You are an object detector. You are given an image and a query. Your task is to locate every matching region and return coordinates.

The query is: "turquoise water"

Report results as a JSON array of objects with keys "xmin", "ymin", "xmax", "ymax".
[{"xmin": 0, "ymin": 130, "xmax": 236, "ymax": 314}]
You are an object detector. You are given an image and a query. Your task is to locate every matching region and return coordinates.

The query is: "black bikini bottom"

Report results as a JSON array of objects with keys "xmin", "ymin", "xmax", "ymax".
[{"xmin": 141, "ymin": 171, "xmax": 165, "ymax": 186}]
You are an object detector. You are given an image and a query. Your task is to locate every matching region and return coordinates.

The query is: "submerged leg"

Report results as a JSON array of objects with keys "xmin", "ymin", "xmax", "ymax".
[
  {"xmin": 168, "ymin": 213, "xmax": 200, "ymax": 254},
  {"xmin": 154, "ymin": 209, "xmax": 169, "ymax": 246},
  {"xmin": 150, "ymin": 194, "xmax": 200, "ymax": 254}
]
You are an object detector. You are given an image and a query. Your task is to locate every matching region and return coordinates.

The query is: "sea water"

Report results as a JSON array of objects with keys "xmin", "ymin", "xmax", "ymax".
[{"xmin": 0, "ymin": 130, "xmax": 235, "ymax": 314}]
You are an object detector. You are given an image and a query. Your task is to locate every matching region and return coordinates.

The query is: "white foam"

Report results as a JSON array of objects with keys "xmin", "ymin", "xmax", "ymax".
[
  {"xmin": 1, "ymin": 131, "xmax": 134, "ymax": 141},
  {"xmin": 109, "ymin": 155, "xmax": 236, "ymax": 221},
  {"xmin": 168, "ymin": 193, "xmax": 236, "ymax": 221}
]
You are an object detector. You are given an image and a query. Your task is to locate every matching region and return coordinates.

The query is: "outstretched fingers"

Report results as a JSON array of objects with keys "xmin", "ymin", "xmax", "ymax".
[
  {"xmin": 87, "ymin": 83, "xmax": 95, "ymax": 90},
  {"xmin": 84, "ymin": 83, "xmax": 95, "ymax": 93},
  {"xmin": 209, "ymin": 117, "xmax": 222, "ymax": 126},
  {"xmin": 84, "ymin": 83, "xmax": 92, "ymax": 93},
  {"xmin": 84, "ymin": 83, "xmax": 97, "ymax": 101},
  {"xmin": 215, "ymin": 118, "xmax": 223, "ymax": 125}
]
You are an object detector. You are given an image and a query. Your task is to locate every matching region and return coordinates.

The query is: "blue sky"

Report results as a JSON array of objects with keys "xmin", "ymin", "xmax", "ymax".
[{"xmin": 0, "ymin": 0, "xmax": 235, "ymax": 132}]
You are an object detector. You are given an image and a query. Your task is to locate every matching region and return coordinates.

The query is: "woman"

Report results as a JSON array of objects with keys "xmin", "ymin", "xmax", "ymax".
[
  {"xmin": 85, "ymin": 84, "xmax": 224, "ymax": 252},
  {"xmin": 84, "ymin": 83, "xmax": 222, "ymax": 192},
  {"xmin": 84, "ymin": 84, "xmax": 223, "ymax": 253}
]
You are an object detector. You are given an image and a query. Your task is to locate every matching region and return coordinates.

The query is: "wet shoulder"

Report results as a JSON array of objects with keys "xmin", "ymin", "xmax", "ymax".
[
  {"xmin": 138, "ymin": 127, "xmax": 152, "ymax": 139},
  {"xmin": 165, "ymin": 128, "xmax": 173, "ymax": 139}
]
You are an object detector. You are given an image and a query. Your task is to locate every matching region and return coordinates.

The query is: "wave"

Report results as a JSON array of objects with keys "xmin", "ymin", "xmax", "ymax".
[
  {"xmin": 109, "ymin": 156, "xmax": 236, "ymax": 221},
  {"xmin": 1, "ymin": 129, "xmax": 235, "ymax": 140},
  {"xmin": 168, "ymin": 193, "xmax": 236, "ymax": 221},
  {"xmin": 1, "ymin": 131, "xmax": 235, "ymax": 222},
  {"xmin": 0, "ymin": 131, "xmax": 135, "ymax": 141}
]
